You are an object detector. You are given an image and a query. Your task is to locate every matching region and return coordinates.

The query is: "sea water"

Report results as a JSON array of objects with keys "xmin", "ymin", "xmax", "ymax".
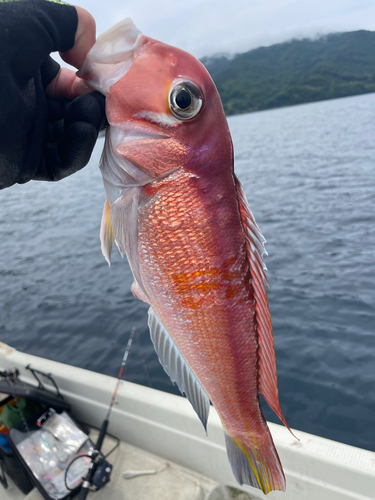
[{"xmin": 1, "ymin": 92, "xmax": 374, "ymax": 452}]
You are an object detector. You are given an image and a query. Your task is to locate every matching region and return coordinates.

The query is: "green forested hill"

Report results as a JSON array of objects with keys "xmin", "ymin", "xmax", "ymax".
[{"xmin": 201, "ymin": 30, "xmax": 375, "ymax": 115}]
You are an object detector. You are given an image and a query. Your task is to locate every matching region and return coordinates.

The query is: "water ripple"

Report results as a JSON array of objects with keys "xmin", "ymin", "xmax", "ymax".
[{"xmin": 0, "ymin": 93, "xmax": 374, "ymax": 451}]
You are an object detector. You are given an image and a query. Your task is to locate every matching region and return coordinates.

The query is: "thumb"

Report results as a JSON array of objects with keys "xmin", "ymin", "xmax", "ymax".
[{"xmin": 60, "ymin": 6, "xmax": 96, "ymax": 69}]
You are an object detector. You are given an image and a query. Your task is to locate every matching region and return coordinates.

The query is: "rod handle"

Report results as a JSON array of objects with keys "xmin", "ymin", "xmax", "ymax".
[
  {"xmin": 96, "ymin": 418, "xmax": 109, "ymax": 451},
  {"xmin": 78, "ymin": 482, "xmax": 90, "ymax": 500}
]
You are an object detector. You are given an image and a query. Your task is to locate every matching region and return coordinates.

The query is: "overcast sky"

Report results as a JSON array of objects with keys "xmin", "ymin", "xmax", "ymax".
[{"xmin": 72, "ymin": 0, "xmax": 375, "ymax": 59}]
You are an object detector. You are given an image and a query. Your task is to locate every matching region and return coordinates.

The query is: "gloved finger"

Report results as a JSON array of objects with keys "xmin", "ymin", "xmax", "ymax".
[
  {"xmin": 37, "ymin": 109, "xmax": 103, "ymax": 182},
  {"xmin": 2, "ymin": 2, "xmax": 77, "ymax": 85},
  {"xmin": 35, "ymin": 92, "xmax": 106, "ymax": 182},
  {"xmin": 60, "ymin": 6, "xmax": 96, "ymax": 69},
  {"xmin": 41, "ymin": 56, "xmax": 61, "ymax": 89},
  {"xmin": 40, "ymin": 121, "xmax": 98, "ymax": 182},
  {"xmin": 59, "ymin": 121, "xmax": 98, "ymax": 178},
  {"xmin": 64, "ymin": 92, "xmax": 107, "ymax": 133},
  {"xmin": 47, "ymin": 98, "xmax": 66, "ymax": 124}
]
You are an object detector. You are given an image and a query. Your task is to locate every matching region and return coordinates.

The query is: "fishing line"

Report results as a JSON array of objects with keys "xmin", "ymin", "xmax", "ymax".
[{"xmin": 135, "ymin": 330, "xmax": 153, "ymax": 388}]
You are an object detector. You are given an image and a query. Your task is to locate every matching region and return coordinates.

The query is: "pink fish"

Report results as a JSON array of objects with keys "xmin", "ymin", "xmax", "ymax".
[{"xmin": 80, "ymin": 19, "xmax": 293, "ymax": 494}]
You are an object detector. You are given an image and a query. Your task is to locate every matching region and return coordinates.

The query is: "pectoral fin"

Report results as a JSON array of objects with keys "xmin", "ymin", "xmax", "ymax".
[
  {"xmin": 100, "ymin": 199, "xmax": 114, "ymax": 266},
  {"xmin": 131, "ymin": 281, "xmax": 150, "ymax": 304},
  {"xmin": 109, "ymin": 187, "xmax": 149, "ymax": 300},
  {"xmin": 148, "ymin": 308, "xmax": 210, "ymax": 431}
]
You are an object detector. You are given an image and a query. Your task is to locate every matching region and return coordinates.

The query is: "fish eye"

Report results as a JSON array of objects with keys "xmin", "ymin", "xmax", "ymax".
[{"xmin": 169, "ymin": 80, "xmax": 204, "ymax": 121}]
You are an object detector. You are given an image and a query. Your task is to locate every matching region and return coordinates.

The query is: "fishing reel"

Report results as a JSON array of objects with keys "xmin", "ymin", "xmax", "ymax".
[
  {"xmin": 78, "ymin": 450, "xmax": 113, "ymax": 498},
  {"xmin": 88, "ymin": 452, "xmax": 113, "ymax": 491}
]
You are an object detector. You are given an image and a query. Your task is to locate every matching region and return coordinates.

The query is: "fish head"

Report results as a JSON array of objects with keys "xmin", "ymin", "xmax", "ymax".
[{"xmin": 79, "ymin": 19, "xmax": 233, "ymax": 183}]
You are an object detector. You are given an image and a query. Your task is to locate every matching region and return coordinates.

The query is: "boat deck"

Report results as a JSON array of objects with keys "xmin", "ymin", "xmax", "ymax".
[
  {"xmin": 5, "ymin": 430, "xmax": 249, "ymax": 500},
  {"xmin": 1, "ymin": 343, "xmax": 375, "ymax": 500}
]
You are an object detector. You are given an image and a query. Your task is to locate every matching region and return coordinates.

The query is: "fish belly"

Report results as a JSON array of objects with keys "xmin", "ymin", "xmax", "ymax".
[{"xmin": 138, "ymin": 169, "xmax": 264, "ymax": 434}]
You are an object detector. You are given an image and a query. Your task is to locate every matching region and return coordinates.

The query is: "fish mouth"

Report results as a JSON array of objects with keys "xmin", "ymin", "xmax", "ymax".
[
  {"xmin": 78, "ymin": 18, "xmax": 143, "ymax": 95},
  {"xmin": 100, "ymin": 125, "xmax": 152, "ymax": 206},
  {"xmin": 109, "ymin": 121, "xmax": 187, "ymax": 181},
  {"xmin": 113, "ymin": 121, "xmax": 170, "ymax": 143},
  {"xmin": 100, "ymin": 121, "xmax": 185, "ymax": 204}
]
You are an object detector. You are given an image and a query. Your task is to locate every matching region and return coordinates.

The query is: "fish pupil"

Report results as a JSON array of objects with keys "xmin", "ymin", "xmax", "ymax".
[{"xmin": 176, "ymin": 90, "xmax": 191, "ymax": 109}]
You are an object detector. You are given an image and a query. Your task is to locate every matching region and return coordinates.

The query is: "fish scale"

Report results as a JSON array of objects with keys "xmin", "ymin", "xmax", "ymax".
[{"xmin": 138, "ymin": 170, "xmax": 261, "ymax": 426}]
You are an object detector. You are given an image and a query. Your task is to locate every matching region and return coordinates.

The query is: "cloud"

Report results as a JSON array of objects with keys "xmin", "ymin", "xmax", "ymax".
[{"xmin": 72, "ymin": 0, "xmax": 375, "ymax": 58}]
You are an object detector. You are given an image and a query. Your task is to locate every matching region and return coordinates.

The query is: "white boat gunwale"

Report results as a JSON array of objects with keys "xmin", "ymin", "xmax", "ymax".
[{"xmin": 0, "ymin": 343, "xmax": 374, "ymax": 500}]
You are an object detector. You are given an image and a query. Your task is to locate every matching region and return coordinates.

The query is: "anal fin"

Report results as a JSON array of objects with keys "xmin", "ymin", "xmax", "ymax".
[{"xmin": 148, "ymin": 307, "xmax": 210, "ymax": 432}]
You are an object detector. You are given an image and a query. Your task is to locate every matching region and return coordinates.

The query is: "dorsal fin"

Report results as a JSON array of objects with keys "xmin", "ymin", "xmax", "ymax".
[{"xmin": 235, "ymin": 175, "xmax": 296, "ymax": 438}]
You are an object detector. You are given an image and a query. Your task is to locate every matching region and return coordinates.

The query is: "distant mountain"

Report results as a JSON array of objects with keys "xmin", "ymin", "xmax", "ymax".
[{"xmin": 201, "ymin": 30, "xmax": 375, "ymax": 115}]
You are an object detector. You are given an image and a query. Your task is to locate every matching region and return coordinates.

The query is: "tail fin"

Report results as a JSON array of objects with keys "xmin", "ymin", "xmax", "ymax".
[{"xmin": 224, "ymin": 430, "xmax": 286, "ymax": 494}]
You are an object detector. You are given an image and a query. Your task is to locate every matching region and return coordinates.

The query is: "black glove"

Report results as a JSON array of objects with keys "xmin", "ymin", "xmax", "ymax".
[
  {"xmin": 0, "ymin": 0, "xmax": 107, "ymax": 190},
  {"xmin": 37, "ymin": 90, "xmax": 107, "ymax": 182}
]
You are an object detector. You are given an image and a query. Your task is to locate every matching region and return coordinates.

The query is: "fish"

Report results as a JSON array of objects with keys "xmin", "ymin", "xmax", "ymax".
[{"xmin": 79, "ymin": 19, "xmax": 294, "ymax": 494}]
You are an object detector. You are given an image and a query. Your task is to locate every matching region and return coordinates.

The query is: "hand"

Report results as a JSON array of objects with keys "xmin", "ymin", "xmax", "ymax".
[
  {"xmin": 36, "ymin": 6, "xmax": 108, "ymax": 183},
  {"xmin": 46, "ymin": 6, "xmax": 96, "ymax": 100},
  {"xmin": 0, "ymin": 2, "xmax": 107, "ymax": 189}
]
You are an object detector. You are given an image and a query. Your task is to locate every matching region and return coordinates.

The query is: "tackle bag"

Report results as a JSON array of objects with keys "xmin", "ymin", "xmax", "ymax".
[{"xmin": 0, "ymin": 367, "xmax": 95, "ymax": 500}]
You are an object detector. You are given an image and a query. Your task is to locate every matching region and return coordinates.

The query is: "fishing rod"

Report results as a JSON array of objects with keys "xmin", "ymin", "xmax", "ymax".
[{"xmin": 77, "ymin": 327, "xmax": 136, "ymax": 500}]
